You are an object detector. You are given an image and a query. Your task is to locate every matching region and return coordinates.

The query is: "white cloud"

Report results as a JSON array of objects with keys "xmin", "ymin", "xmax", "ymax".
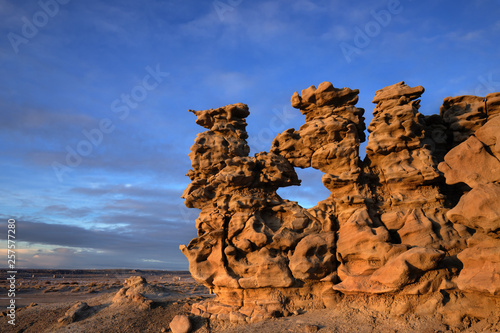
[{"xmin": 426, "ymin": 30, "xmax": 486, "ymax": 44}]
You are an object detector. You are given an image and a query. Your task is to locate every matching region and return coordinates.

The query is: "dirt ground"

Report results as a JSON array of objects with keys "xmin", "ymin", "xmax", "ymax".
[{"xmin": 0, "ymin": 270, "xmax": 498, "ymax": 333}]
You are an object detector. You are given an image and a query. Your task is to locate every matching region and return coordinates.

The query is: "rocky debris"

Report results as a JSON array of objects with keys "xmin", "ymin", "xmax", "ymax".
[
  {"xmin": 57, "ymin": 301, "xmax": 90, "ymax": 325},
  {"xmin": 181, "ymin": 81, "xmax": 500, "ymax": 322},
  {"xmin": 1, "ymin": 302, "xmax": 39, "ymax": 318},
  {"xmin": 169, "ymin": 314, "xmax": 192, "ymax": 333}
]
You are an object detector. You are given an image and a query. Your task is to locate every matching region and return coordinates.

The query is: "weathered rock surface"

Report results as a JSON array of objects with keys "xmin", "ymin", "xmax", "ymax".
[
  {"xmin": 181, "ymin": 82, "xmax": 500, "ymax": 323},
  {"xmin": 111, "ymin": 275, "xmax": 171, "ymax": 310},
  {"xmin": 440, "ymin": 95, "xmax": 487, "ymax": 146},
  {"xmin": 57, "ymin": 302, "xmax": 90, "ymax": 325},
  {"xmin": 438, "ymin": 101, "xmax": 500, "ymax": 296},
  {"xmin": 169, "ymin": 314, "xmax": 192, "ymax": 333}
]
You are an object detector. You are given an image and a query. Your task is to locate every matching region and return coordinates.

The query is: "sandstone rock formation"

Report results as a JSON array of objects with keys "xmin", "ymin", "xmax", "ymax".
[
  {"xmin": 112, "ymin": 275, "xmax": 171, "ymax": 310},
  {"xmin": 181, "ymin": 82, "xmax": 500, "ymax": 324},
  {"xmin": 57, "ymin": 302, "xmax": 90, "ymax": 325},
  {"xmin": 438, "ymin": 102, "xmax": 500, "ymax": 296}
]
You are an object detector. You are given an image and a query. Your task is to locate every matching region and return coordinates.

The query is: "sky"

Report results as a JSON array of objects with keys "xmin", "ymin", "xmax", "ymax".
[{"xmin": 1, "ymin": 0, "xmax": 499, "ymax": 270}]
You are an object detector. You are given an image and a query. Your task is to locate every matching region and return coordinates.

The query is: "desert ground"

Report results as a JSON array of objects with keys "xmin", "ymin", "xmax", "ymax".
[{"xmin": 0, "ymin": 269, "xmax": 498, "ymax": 333}]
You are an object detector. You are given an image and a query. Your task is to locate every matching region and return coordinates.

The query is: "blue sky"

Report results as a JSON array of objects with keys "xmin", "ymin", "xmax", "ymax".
[{"xmin": 1, "ymin": 0, "xmax": 499, "ymax": 270}]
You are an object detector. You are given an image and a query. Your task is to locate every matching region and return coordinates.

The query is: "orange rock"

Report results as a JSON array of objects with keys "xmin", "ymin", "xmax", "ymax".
[
  {"xmin": 169, "ymin": 314, "xmax": 192, "ymax": 333},
  {"xmin": 180, "ymin": 81, "xmax": 500, "ymax": 320},
  {"xmin": 456, "ymin": 235, "xmax": 500, "ymax": 295}
]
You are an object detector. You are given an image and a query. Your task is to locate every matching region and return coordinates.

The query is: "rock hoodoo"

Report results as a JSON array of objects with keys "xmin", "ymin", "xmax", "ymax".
[{"xmin": 180, "ymin": 82, "xmax": 500, "ymax": 325}]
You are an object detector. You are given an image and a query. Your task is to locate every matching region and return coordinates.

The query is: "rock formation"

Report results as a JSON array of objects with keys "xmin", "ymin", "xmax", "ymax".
[
  {"xmin": 111, "ymin": 275, "xmax": 171, "ymax": 310},
  {"xmin": 57, "ymin": 302, "xmax": 90, "ymax": 326},
  {"xmin": 438, "ymin": 94, "xmax": 500, "ymax": 295},
  {"xmin": 180, "ymin": 82, "xmax": 500, "ymax": 325}
]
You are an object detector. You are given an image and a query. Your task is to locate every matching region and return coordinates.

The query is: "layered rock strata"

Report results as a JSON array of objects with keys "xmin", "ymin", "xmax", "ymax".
[{"xmin": 180, "ymin": 82, "xmax": 500, "ymax": 325}]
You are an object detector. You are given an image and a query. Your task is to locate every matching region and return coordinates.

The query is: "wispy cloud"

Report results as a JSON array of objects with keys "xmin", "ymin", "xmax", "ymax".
[
  {"xmin": 0, "ymin": 218, "xmax": 196, "ymax": 269},
  {"xmin": 42, "ymin": 205, "xmax": 93, "ymax": 218}
]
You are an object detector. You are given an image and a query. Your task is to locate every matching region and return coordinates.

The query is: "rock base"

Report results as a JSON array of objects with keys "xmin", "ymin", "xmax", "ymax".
[{"xmin": 191, "ymin": 288, "xmax": 500, "ymax": 330}]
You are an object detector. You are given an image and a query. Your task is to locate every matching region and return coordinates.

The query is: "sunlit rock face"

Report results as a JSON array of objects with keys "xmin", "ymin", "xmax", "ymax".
[
  {"xmin": 180, "ymin": 82, "xmax": 500, "ymax": 324},
  {"xmin": 438, "ymin": 109, "xmax": 500, "ymax": 296}
]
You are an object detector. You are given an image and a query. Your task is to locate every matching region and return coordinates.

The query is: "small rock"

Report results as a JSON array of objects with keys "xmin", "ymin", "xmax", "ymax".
[{"xmin": 169, "ymin": 314, "xmax": 192, "ymax": 333}]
